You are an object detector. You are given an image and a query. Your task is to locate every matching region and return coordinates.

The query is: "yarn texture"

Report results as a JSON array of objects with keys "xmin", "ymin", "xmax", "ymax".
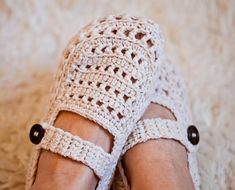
[
  {"xmin": 25, "ymin": 15, "xmax": 165, "ymax": 190},
  {"xmin": 1, "ymin": 1, "xmax": 235, "ymax": 189},
  {"xmin": 112, "ymin": 58, "xmax": 200, "ymax": 190}
]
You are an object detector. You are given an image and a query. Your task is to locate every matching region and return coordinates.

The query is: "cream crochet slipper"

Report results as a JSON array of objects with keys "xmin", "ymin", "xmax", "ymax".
[
  {"xmin": 112, "ymin": 57, "xmax": 200, "ymax": 190},
  {"xmin": 25, "ymin": 15, "xmax": 165, "ymax": 190}
]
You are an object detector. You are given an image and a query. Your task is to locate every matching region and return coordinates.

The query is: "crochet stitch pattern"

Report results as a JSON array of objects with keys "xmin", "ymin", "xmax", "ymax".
[
  {"xmin": 25, "ymin": 15, "xmax": 165, "ymax": 190},
  {"xmin": 112, "ymin": 58, "xmax": 200, "ymax": 190}
]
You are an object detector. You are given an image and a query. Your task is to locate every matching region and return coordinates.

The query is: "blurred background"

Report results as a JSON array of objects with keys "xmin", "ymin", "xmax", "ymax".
[{"xmin": 0, "ymin": 0, "xmax": 235, "ymax": 189}]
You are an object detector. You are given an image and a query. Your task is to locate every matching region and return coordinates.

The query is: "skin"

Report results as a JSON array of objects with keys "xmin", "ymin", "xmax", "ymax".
[
  {"xmin": 123, "ymin": 103, "xmax": 195, "ymax": 190},
  {"xmin": 31, "ymin": 103, "xmax": 194, "ymax": 190}
]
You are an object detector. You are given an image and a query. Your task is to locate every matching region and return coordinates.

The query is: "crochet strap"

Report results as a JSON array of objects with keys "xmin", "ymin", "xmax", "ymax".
[
  {"xmin": 38, "ymin": 123, "xmax": 111, "ymax": 178},
  {"xmin": 123, "ymin": 118, "xmax": 196, "ymax": 154}
]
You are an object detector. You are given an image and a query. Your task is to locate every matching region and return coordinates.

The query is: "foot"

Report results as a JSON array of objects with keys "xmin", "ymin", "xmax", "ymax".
[
  {"xmin": 31, "ymin": 111, "xmax": 113, "ymax": 190},
  {"xmin": 123, "ymin": 103, "xmax": 195, "ymax": 190}
]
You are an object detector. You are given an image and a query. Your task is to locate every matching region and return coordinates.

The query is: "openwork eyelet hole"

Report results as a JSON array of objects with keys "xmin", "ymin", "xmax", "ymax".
[
  {"xmin": 104, "ymin": 65, "xmax": 111, "ymax": 71},
  {"xmin": 107, "ymin": 106, "xmax": 114, "ymax": 113},
  {"xmin": 124, "ymin": 30, "xmax": 131, "ymax": 37},
  {"xmin": 138, "ymin": 58, "xmax": 143, "ymax": 64},
  {"xmin": 147, "ymin": 39, "xmax": 154, "ymax": 48},
  {"xmin": 130, "ymin": 76, "xmax": 137, "ymax": 84},
  {"xmin": 112, "ymin": 29, "xmax": 117, "ymax": 35},
  {"xmin": 96, "ymin": 101, "xmax": 103, "ymax": 106},
  {"xmin": 91, "ymin": 48, "xmax": 96, "ymax": 53},
  {"xmin": 121, "ymin": 49, "xmax": 127, "ymax": 55},
  {"xmin": 97, "ymin": 82, "xmax": 102, "ymax": 87},
  {"xmin": 131, "ymin": 52, "xmax": 136, "ymax": 59},
  {"xmin": 122, "ymin": 72, "xmax": 127, "ymax": 78},
  {"xmin": 105, "ymin": 85, "xmax": 111, "ymax": 91},
  {"xmin": 86, "ymin": 65, "xmax": 91, "ymax": 69},
  {"xmin": 135, "ymin": 32, "xmax": 146, "ymax": 40},
  {"xmin": 112, "ymin": 47, "xmax": 117, "ymax": 53},
  {"xmin": 114, "ymin": 67, "xmax": 119, "ymax": 73},
  {"xmin": 114, "ymin": 90, "xmax": 120, "ymax": 96},
  {"xmin": 117, "ymin": 112, "xmax": 124, "ymax": 119},
  {"xmin": 101, "ymin": 46, "xmax": 107, "ymax": 53},
  {"xmin": 88, "ymin": 97, "xmax": 93, "ymax": 102},
  {"xmin": 99, "ymin": 31, "xmax": 104, "ymax": 35},
  {"xmin": 123, "ymin": 94, "xmax": 129, "ymax": 102}
]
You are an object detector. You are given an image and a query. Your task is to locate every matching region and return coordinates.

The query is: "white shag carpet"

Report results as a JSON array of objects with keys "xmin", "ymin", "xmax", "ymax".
[{"xmin": 0, "ymin": 0, "xmax": 235, "ymax": 189}]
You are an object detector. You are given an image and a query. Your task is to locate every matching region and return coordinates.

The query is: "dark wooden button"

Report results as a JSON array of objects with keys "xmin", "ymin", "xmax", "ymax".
[
  {"xmin": 29, "ymin": 124, "xmax": 45, "ymax": 144},
  {"xmin": 187, "ymin": 125, "xmax": 199, "ymax": 145}
]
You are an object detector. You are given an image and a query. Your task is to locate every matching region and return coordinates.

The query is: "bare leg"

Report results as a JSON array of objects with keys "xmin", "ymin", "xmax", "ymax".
[
  {"xmin": 31, "ymin": 111, "xmax": 113, "ymax": 190},
  {"xmin": 123, "ymin": 103, "xmax": 195, "ymax": 190}
]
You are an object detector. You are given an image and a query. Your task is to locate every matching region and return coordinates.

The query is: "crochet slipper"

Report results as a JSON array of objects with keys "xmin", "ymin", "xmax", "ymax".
[
  {"xmin": 112, "ymin": 57, "xmax": 200, "ymax": 190},
  {"xmin": 25, "ymin": 15, "xmax": 165, "ymax": 190}
]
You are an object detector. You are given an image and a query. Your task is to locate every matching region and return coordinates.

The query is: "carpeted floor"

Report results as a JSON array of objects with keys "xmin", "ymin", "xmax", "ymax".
[{"xmin": 0, "ymin": 0, "xmax": 235, "ymax": 189}]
